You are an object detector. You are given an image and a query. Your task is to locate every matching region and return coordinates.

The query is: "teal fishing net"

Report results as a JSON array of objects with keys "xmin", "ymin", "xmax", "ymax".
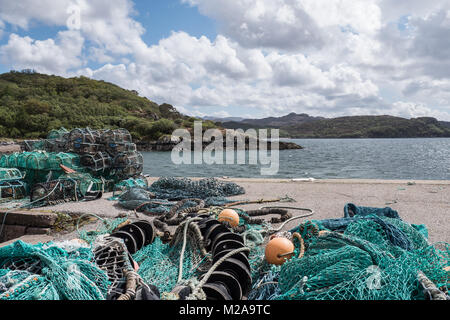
[
  {"xmin": 117, "ymin": 177, "xmax": 245, "ymax": 214},
  {"xmin": 248, "ymin": 204, "xmax": 449, "ymax": 300},
  {"xmin": 132, "ymin": 221, "xmax": 209, "ymax": 296},
  {"xmin": 77, "ymin": 217, "xmax": 129, "ymax": 245},
  {"xmin": 0, "ymin": 240, "xmax": 109, "ymax": 300},
  {"xmin": 148, "ymin": 177, "xmax": 245, "ymax": 200}
]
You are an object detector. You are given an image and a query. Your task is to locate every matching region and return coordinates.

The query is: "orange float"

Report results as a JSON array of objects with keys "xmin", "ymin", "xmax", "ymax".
[
  {"xmin": 218, "ymin": 209, "xmax": 240, "ymax": 227},
  {"xmin": 265, "ymin": 237, "xmax": 295, "ymax": 265}
]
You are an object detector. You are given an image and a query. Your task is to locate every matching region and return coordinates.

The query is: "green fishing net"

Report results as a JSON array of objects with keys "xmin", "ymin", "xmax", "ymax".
[
  {"xmin": 149, "ymin": 177, "xmax": 245, "ymax": 200},
  {"xmin": 77, "ymin": 217, "xmax": 129, "ymax": 245},
  {"xmin": 132, "ymin": 223, "xmax": 209, "ymax": 295},
  {"xmin": 0, "ymin": 240, "xmax": 109, "ymax": 300},
  {"xmin": 250, "ymin": 211, "xmax": 449, "ymax": 300}
]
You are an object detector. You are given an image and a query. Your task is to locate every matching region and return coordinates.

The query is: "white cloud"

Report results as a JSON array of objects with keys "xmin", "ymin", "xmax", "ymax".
[
  {"xmin": 0, "ymin": 0, "xmax": 72, "ymax": 29},
  {"xmin": 0, "ymin": 30, "xmax": 84, "ymax": 74},
  {"xmin": 184, "ymin": 0, "xmax": 325, "ymax": 50},
  {"xmin": 391, "ymin": 101, "xmax": 450, "ymax": 120},
  {"xmin": 0, "ymin": 0, "xmax": 148, "ymax": 61},
  {"xmin": 1, "ymin": 0, "xmax": 450, "ymax": 120}
]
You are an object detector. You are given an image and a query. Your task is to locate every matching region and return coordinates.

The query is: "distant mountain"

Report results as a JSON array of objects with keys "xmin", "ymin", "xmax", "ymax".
[
  {"xmin": 284, "ymin": 115, "xmax": 450, "ymax": 138},
  {"xmin": 439, "ymin": 120, "xmax": 450, "ymax": 128},
  {"xmin": 216, "ymin": 112, "xmax": 450, "ymax": 138},
  {"xmin": 203, "ymin": 116, "xmax": 245, "ymax": 122},
  {"xmin": 215, "ymin": 112, "xmax": 325, "ymax": 135},
  {"xmin": 239, "ymin": 112, "xmax": 325, "ymax": 127}
]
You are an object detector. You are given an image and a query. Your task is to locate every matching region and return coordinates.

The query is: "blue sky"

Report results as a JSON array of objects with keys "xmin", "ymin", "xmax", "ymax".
[
  {"xmin": 0, "ymin": 0, "xmax": 217, "ymax": 73},
  {"xmin": 133, "ymin": 0, "xmax": 217, "ymax": 45},
  {"xmin": 0, "ymin": 0, "xmax": 449, "ymax": 120}
]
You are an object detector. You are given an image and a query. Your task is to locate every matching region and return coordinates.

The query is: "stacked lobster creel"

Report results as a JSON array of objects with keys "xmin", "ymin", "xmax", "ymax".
[
  {"xmin": 197, "ymin": 217, "xmax": 252, "ymax": 300},
  {"xmin": 67, "ymin": 128, "xmax": 104, "ymax": 155},
  {"xmin": 112, "ymin": 151, "xmax": 143, "ymax": 180},
  {"xmin": 46, "ymin": 128, "xmax": 70, "ymax": 152},
  {"xmin": 95, "ymin": 220, "xmax": 160, "ymax": 300},
  {"xmin": 101, "ymin": 129, "xmax": 143, "ymax": 180},
  {"xmin": 80, "ymin": 151, "xmax": 112, "ymax": 173},
  {"xmin": 65, "ymin": 127, "xmax": 143, "ymax": 181}
]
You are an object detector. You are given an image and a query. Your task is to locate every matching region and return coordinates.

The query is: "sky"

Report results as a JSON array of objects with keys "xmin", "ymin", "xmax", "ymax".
[{"xmin": 1, "ymin": 0, "xmax": 450, "ymax": 120}]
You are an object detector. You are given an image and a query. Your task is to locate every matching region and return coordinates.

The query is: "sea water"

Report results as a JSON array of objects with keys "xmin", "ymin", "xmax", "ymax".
[{"xmin": 142, "ymin": 138, "xmax": 450, "ymax": 180}]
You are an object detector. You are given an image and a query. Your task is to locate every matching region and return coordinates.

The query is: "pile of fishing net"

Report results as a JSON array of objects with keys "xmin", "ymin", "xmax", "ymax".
[
  {"xmin": 148, "ymin": 177, "xmax": 246, "ymax": 200},
  {"xmin": 248, "ymin": 203, "xmax": 449, "ymax": 300},
  {"xmin": 117, "ymin": 177, "xmax": 246, "ymax": 213},
  {"xmin": 0, "ymin": 240, "xmax": 109, "ymax": 300}
]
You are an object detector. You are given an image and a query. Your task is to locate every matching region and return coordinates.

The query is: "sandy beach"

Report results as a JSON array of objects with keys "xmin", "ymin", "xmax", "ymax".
[{"xmin": 4, "ymin": 177, "xmax": 447, "ymax": 246}]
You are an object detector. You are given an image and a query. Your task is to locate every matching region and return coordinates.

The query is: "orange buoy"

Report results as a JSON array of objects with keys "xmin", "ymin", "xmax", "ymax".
[
  {"xmin": 218, "ymin": 209, "xmax": 240, "ymax": 227},
  {"xmin": 265, "ymin": 237, "xmax": 295, "ymax": 265}
]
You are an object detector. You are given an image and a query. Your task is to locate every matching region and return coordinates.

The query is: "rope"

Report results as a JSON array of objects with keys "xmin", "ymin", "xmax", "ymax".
[
  {"xmin": 117, "ymin": 270, "xmax": 139, "ymax": 300},
  {"xmin": 292, "ymin": 232, "xmax": 305, "ymax": 259},
  {"xmin": 261, "ymin": 206, "xmax": 314, "ymax": 234},
  {"xmin": 177, "ymin": 217, "xmax": 203, "ymax": 284},
  {"xmin": 417, "ymin": 271, "xmax": 448, "ymax": 300},
  {"xmin": 224, "ymin": 195, "xmax": 296, "ymax": 208}
]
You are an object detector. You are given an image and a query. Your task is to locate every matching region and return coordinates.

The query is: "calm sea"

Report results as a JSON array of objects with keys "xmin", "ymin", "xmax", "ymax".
[{"xmin": 142, "ymin": 138, "xmax": 450, "ymax": 180}]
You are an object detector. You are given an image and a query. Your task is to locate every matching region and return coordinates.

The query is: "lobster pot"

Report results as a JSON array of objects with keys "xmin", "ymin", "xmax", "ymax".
[
  {"xmin": 0, "ymin": 154, "xmax": 10, "ymax": 168},
  {"xmin": 30, "ymin": 179, "xmax": 76, "ymax": 204},
  {"xmin": 101, "ymin": 128, "xmax": 132, "ymax": 144},
  {"xmin": 0, "ymin": 180, "xmax": 27, "ymax": 200},
  {"xmin": 43, "ymin": 139, "xmax": 67, "ymax": 153},
  {"xmin": 47, "ymin": 152, "xmax": 81, "ymax": 171},
  {"xmin": 105, "ymin": 142, "xmax": 136, "ymax": 156},
  {"xmin": 23, "ymin": 169, "xmax": 64, "ymax": 189},
  {"xmin": 114, "ymin": 152, "xmax": 144, "ymax": 179},
  {"xmin": 0, "ymin": 168, "xmax": 23, "ymax": 181},
  {"xmin": 5, "ymin": 153, "xmax": 20, "ymax": 168},
  {"xmin": 80, "ymin": 152, "xmax": 112, "ymax": 172},
  {"xmin": 25, "ymin": 152, "xmax": 50, "ymax": 170},
  {"xmin": 62, "ymin": 173, "xmax": 103, "ymax": 197},
  {"xmin": 17, "ymin": 152, "xmax": 35, "ymax": 169},
  {"xmin": 69, "ymin": 128, "xmax": 101, "ymax": 144},
  {"xmin": 30, "ymin": 173, "xmax": 104, "ymax": 205},
  {"xmin": 68, "ymin": 128, "xmax": 103, "ymax": 154},
  {"xmin": 23, "ymin": 140, "xmax": 46, "ymax": 152},
  {"xmin": 113, "ymin": 152, "xmax": 143, "ymax": 168},
  {"xmin": 70, "ymin": 142, "xmax": 103, "ymax": 155},
  {"xmin": 122, "ymin": 162, "xmax": 143, "ymax": 177},
  {"xmin": 47, "ymin": 127, "xmax": 69, "ymax": 141}
]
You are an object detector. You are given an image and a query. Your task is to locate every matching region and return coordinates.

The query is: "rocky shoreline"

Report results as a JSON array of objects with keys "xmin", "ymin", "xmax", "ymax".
[
  {"xmin": 0, "ymin": 137, "xmax": 303, "ymax": 154},
  {"xmin": 135, "ymin": 136, "xmax": 303, "ymax": 151}
]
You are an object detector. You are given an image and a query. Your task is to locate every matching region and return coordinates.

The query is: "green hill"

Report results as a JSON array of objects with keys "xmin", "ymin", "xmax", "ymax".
[
  {"xmin": 0, "ymin": 70, "xmax": 216, "ymax": 141},
  {"xmin": 218, "ymin": 113, "xmax": 450, "ymax": 138},
  {"xmin": 283, "ymin": 115, "xmax": 450, "ymax": 138}
]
